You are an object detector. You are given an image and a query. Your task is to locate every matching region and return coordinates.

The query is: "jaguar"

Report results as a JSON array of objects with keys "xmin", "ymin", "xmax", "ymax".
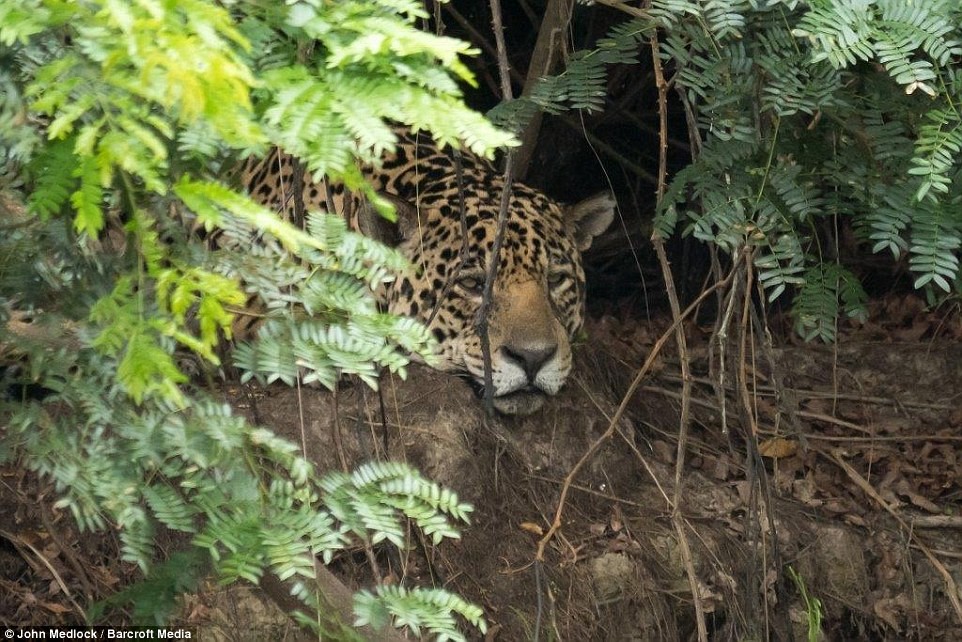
[{"xmin": 243, "ymin": 130, "xmax": 615, "ymax": 415}]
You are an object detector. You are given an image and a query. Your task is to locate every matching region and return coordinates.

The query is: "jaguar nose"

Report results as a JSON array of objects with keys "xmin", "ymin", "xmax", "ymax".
[{"xmin": 502, "ymin": 344, "xmax": 558, "ymax": 382}]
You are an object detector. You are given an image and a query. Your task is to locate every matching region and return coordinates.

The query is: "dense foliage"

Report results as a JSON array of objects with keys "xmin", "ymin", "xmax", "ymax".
[
  {"xmin": 0, "ymin": 0, "xmax": 507, "ymax": 638},
  {"xmin": 649, "ymin": 0, "xmax": 962, "ymax": 341},
  {"xmin": 486, "ymin": 0, "xmax": 961, "ymax": 341}
]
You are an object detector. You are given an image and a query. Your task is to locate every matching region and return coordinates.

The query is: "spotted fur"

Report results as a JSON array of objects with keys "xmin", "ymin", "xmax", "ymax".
[{"xmin": 243, "ymin": 130, "xmax": 616, "ymax": 415}]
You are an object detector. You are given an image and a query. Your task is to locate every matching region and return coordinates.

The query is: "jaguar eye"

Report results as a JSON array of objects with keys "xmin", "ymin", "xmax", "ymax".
[
  {"xmin": 547, "ymin": 271, "xmax": 567, "ymax": 288},
  {"xmin": 456, "ymin": 274, "xmax": 485, "ymax": 294}
]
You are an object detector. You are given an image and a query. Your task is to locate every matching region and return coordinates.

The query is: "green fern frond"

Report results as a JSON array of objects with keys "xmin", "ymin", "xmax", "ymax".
[
  {"xmin": 757, "ymin": 28, "xmax": 843, "ymax": 116},
  {"xmin": 792, "ymin": 264, "xmax": 867, "ymax": 343},
  {"xmin": 908, "ymin": 107, "xmax": 962, "ymax": 201},
  {"xmin": 768, "ymin": 160, "xmax": 825, "ymax": 223},
  {"xmin": 908, "ymin": 206, "xmax": 961, "ymax": 291},
  {"xmin": 26, "ymin": 136, "xmax": 77, "ymax": 218},
  {"xmin": 793, "ymin": 2, "xmax": 877, "ymax": 68},
  {"xmin": 70, "ymin": 155, "xmax": 104, "ymax": 236},
  {"xmin": 489, "ymin": 17, "xmax": 651, "ymax": 132},
  {"xmin": 704, "ymin": 0, "xmax": 748, "ymax": 41},
  {"xmin": 354, "ymin": 584, "xmax": 487, "ymax": 642},
  {"xmin": 754, "ymin": 231, "xmax": 807, "ymax": 302},
  {"xmin": 320, "ymin": 462, "xmax": 472, "ymax": 552},
  {"xmin": 116, "ymin": 505, "xmax": 155, "ymax": 573},
  {"xmin": 143, "ymin": 485, "xmax": 197, "ymax": 534},
  {"xmin": 877, "ymin": 0, "xmax": 962, "ymax": 66}
]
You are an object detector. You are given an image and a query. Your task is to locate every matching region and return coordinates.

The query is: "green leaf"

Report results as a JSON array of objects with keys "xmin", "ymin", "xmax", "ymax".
[{"xmin": 71, "ymin": 155, "xmax": 105, "ymax": 235}]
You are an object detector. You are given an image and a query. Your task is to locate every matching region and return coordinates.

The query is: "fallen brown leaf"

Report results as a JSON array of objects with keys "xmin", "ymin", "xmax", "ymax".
[{"xmin": 758, "ymin": 437, "xmax": 798, "ymax": 459}]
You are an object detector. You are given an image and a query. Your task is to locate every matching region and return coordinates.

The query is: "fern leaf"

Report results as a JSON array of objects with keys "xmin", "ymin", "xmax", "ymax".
[
  {"xmin": 792, "ymin": 264, "xmax": 867, "ymax": 343},
  {"xmin": 70, "ymin": 155, "xmax": 104, "ymax": 235},
  {"xmin": 27, "ymin": 136, "xmax": 77, "ymax": 218},
  {"xmin": 908, "ymin": 207, "xmax": 961, "ymax": 291},
  {"xmin": 908, "ymin": 107, "xmax": 962, "ymax": 201}
]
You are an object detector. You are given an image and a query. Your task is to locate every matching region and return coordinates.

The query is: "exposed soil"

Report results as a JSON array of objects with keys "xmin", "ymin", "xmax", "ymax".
[{"xmin": 2, "ymin": 298, "xmax": 961, "ymax": 640}]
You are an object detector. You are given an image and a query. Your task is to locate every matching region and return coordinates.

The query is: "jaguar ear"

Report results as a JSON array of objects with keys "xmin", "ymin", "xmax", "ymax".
[
  {"xmin": 565, "ymin": 191, "xmax": 616, "ymax": 251},
  {"xmin": 356, "ymin": 192, "xmax": 420, "ymax": 246}
]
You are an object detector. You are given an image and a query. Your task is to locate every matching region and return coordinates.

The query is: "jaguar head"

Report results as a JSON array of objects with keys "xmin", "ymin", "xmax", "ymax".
[{"xmin": 376, "ymin": 182, "xmax": 616, "ymax": 415}]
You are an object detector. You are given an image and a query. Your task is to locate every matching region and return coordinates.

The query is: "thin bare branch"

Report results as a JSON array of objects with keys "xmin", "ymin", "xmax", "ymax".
[
  {"xmin": 592, "ymin": 0, "xmax": 650, "ymax": 18},
  {"xmin": 479, "ymin": 0, "xmax": 516, "ymax": 415},
  {"xmin": 651, "ymin": 28, "xmax": 708, "ymax": 642}
]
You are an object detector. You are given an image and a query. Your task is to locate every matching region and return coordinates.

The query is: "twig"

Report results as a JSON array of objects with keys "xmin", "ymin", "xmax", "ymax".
[
  {"xmin": 750, "ymin": 278, "xmax": 801, "ymax": 435},
  {"xmin": 330, "ymin": 383, "xmax": 349, "ymax": 472},
  {"xmin": 714, "ymin": 261, "xmax": 744, "ymax": 437},
  {"xmin": 619, "ymin": 429, "xmax": 674, "ymax": 509},
  {"xmin": 620, "ymin": 109, "xmax": 692, "ymax": 155},
  {"xmin": 0, "ymin": 527, "xmax": 88, "ymax": 623},
  {"xmin": 790, "ymin": 389, "xmax": 958, "ymax": 411},
  {"xmin": 659, "ymin": 374, "xmax": 960, "ymax": 412},
  {"xmin": 363, "ymin": 540, "xmax": 384, "ymax": 585},
  {"xmin": 516, "ymin": 0, "xmax": 540, "ymax": 28},
  {"xmin": 650, "ymin": 28, "xmax": 708, "ymax": 642},
  {"xmin": 736, "ymin": 254, "xmax": 756, "ymax": 439},
  {"xmin": 488, "ymin": 0, "xmax": 514, "ymax": 101},
  {"xmin": 0, "ymin": 217, "xmax": 37, "ymax": 232},
  {"xmin": 795, "ymin": 410, "xmax": 876, "ymax": 435},
  {"xmin": 800, "ymin": 433, "xmax": 962, "ymax": 443},
  {"xmin": 479, "ymin": 0, "xmax": 516, "ymax": 415},
  {"xmin": 290, "ymin": 156, "xmax": 307, "ymax": 229},
  {"xmin": 737, "ymin": 258, "xmax": 786, "ymax": 640},
  {"xmin": 525, "ymin": 471, "xmax": 646, "ymax": 508},
  {"xmin": 639, "ymin": 384, "xmax": 962, "ymax": 442},
  {"xmin": 639, "ymin": 384, "xmax": 720, "ymax": 410},
  {"xmin": 591, "ymin": 0, "xmax": 649, "ymax": 18},
  {"xmin": 39, "ymin": 504, "xmax": 95, "ymax": 600},
  {"xmin": 656, "ymin": 234, "xmax": 708, "ymax": 641},
  {"xmin": 650, "ymin": 37, "xmax": 669, "ymax": 203},
  {"xmin": 910, "ymin": 515, "xmax": 962, "ymax": 529}
]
